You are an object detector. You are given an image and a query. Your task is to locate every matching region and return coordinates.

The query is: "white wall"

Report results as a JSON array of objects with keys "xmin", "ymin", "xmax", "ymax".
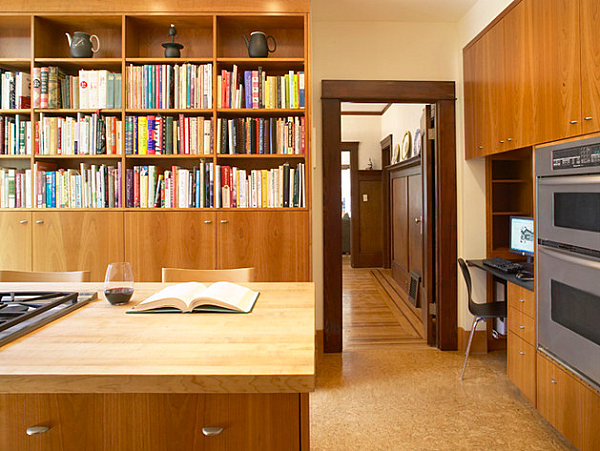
[
  {"xmin": 341, "ymin": 115, "xmax": 383, "ymax": 169},
  {"xmin": 310, "ymin": 16, "xmax": 459, "ymax": 329},
  {"xmin": 380, "ymin": 104, "xmax": 426, "ymax": 156}
]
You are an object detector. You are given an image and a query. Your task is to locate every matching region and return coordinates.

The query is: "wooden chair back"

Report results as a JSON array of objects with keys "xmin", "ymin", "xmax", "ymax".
[
  {"xmin": 0, "ymin": 270, "xmax": 91, "ymax": 282},
  {"xmin": 161, "ymin": 267, "xmax": 254, "ymax": 283}
]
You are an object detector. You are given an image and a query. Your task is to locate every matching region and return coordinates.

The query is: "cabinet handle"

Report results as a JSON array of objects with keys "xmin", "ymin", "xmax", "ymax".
[
  {"xmin": 584, "ymin": 116, "xmax": 593, "ymax": 121},
  {"xmin": 202, "ymin": 427, "xmax": 224, "ymax": 437},
  {"xmin": 26, "ymin": 426, "xmax": 50, "ymax": 436},
  {"xmin": 519, "ymin": 351, "xmax": 525, "ymax": 355},
  {"xmin": 478, "ymin": 146, "xmax": 483, "ymax": 149},
  {"xmin": 203, "ymin": 220, "xmax": 212, "ymax": 224},
  {"xmin": 220, "ymin": 220, "xmax": 228, "ymax": 224},
  {"xmin": 550, "ymin": 378, "xmax": 557, "ymax": 384},
  {"xmin": 19, "ymin": 219, "xmax": 28, "ymax": 224},
  {"xmin": 499, "ymin": 140, "xmax": 505, "ymax": 143},
  {"xmin": 519, "ymin": 298, "xmax": 525, "ymax": 303},
  {"xmin": 414, "ymin": 217, "xmax": 422, "ymax": 223},
  {"xmin": 519, "ymin": 325, "xmax": 525, "ymax": 329},
  {"xmin": 507, "ymin": 138, "xmax": 513, "ymax": 141},
  {"xmin": 35, "ymin": 220, "xmax": 44, "ymax": 224},
  {"xmin": 569, "ymin": 120, "xmax": 578, "ymax": 124}
]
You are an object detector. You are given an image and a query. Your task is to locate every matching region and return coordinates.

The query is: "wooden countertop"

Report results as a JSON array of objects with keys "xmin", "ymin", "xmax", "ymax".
[{"xmin": 0, "ymin": 282, "xmax": 315, "ymax": 394}]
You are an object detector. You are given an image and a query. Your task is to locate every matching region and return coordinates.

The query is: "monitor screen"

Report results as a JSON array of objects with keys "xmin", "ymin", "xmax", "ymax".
[{"xmin": 510, "ymin": 216, "xmax": 534, "ymax": 256}]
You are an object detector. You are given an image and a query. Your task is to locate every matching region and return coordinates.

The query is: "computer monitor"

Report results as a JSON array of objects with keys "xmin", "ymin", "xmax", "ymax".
[{"xmin": 510, "ymin": 216, "xmax": 534, "ymax": 261}]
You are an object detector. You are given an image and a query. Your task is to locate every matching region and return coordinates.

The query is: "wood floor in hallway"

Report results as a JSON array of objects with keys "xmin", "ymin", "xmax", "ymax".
[{"xmin": 342, "ymin": 257, "xmax": 425, "ymax": 350}]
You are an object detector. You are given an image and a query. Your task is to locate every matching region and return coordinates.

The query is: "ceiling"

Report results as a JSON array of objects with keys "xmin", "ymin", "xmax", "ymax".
[{"xmin": 312, "ymin": 0, "xmax": 478, "ymax": 23}]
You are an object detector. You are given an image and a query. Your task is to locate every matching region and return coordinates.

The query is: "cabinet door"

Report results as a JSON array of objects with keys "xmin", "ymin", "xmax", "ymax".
[
  {"xmin": 463, "ymin": 43, "xmax": 479, "ymax": 159},
  {"xmin": 391, "ymin": 175, "xmax": 408, "ymax": 288},
  {"xmin": 0, "ymin": 212, "xmax": 31, "ymax": 271},
  {"xmin": 125, "ymin": 211, "xmax": 216, "ymax": 282},
  {"xmin": 507, "ymin": 331, "xmax": 536, "ymax": 405},
  {"xmin": 217, "ymin": 211, "xmax": 309, "ymax": 282},
  {"xmin": 580, "ymin": 0, "xmax": 600, "ymax": 134},
  {"xmin": 532, "ymin": 0, "xmax": 581, "ymax": 142},
  {"xmin": 503, "ymin": 0, "xmax": 536, "ymax": 150},
  {"xmin": 407, "ymin": 174, "xmax": 422, "ymax": 277},
  {"xmin": 32, "ymin": 212, "xmax": 124, "ymax": 281}
]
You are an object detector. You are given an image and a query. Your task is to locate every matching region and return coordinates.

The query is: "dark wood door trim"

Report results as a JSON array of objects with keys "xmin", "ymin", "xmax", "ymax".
[
  {"xmin": 321, "ymin": 80, "xmax": 457, "ymax": 352},
  {"xmin": 380, "ymin": 135, "xmax": 392, "ymax": 268}
]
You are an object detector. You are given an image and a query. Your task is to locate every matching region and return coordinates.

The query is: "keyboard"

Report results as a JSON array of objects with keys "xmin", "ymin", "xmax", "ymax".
[{"xmin": 482, "ymin": 257, "xmax": 522, "ymax": 274}]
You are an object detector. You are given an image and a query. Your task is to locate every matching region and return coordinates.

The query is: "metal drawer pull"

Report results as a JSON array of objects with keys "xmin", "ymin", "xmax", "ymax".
[
  {"xmin": 519, "ymin": 298, "xmax": 525, "ymax": 303},
  {"xmin": 202, "ymin": 427, "xmax": 223, "ymax": 437},
  {"xmin": 584, "ymin": 116, "xmax": 593, "ymax": 120},
  {"xmin": 27, "ymin": 426, "xmax": 50, "ymax": 436},
  {"xmin": 203, "ymin": 220, "xmax": 212, "ymax": 224},
  {"xmin": 519, "ymin": 325, "xmax": 525, "ymax": 329},
  {"xmin": 478, "ymin": 146, "xmax": 483, "ymax": 149},
  {"xmin": 35, "ymin": 220, "xmax": 44, "ymax": 224},
  {"xmin": 220, "ymin": 220, "xmax": 228, "ymax": 224},
  {"xmin": 519, "ymin": 351, "xmax": 525, "ymax": 355},
  {"xmin": 499, "ymin": 140, "xmax": 505, "ymax": 143},
  {"xmin": 19, "ymin": 219, "xmax": 28, "ymax": 224},
  {"xmin": 507, "ymin": 138, "xmax": 513, "ymax": 141},
  {"xmin": 569, "ymin": 120, "xmax": 578, "ymax": 124},
  {"xmin": 550, "ymin": 378, "xmax": 557, "ymax": 384}
]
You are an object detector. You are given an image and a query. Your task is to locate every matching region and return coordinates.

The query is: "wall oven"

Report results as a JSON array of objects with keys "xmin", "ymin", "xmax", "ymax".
[{"xmin": 536, "ymin": 135, "xmax": 600, "ymax": 389}]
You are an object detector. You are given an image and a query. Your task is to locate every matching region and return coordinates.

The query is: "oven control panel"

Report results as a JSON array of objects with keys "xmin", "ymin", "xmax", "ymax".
[{"xmin": 552, "ymin": 145, "xmax": 600, "ymax": 170}]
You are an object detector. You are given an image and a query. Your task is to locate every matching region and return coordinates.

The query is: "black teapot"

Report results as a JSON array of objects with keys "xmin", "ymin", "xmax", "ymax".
[
  {"xmin": 243, "ymin": 32, "xmax": 276, "ymax": 58},
  {"xmin": 66, "ymin": 32, "xmax": 100, "ymax": 58}
]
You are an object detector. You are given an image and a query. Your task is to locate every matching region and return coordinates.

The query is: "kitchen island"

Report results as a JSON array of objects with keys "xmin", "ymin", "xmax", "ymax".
[{"xmin": 0, "ymin": 282, "xmax": 315, "ymax": 450}]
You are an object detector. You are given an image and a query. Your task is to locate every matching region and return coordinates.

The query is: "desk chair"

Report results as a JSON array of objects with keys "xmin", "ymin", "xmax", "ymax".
[
  {"xmin": 458, "ymin": 258, "xmax": 507, "ymax": 381},
  {"xmin": 0, "ymin": 270, "xmax": 90, "ymax": 282},
  {"xmin": 162, "ymin": 267, "xmax": 254, "ymax": 283}
]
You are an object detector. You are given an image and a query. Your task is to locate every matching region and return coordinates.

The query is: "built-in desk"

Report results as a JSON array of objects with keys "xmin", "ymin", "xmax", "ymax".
[{"xmin": 466, "ymin": 259, "xmax": 534, "ymax": 291}]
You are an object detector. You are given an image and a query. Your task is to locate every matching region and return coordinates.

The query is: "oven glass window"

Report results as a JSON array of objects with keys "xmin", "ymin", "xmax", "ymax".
[
  {"xmin": 554, "ymin": 193, "xmax": 600, "ymax": 232},
  {"xmin": 551, "ymin": 280, "xmax": 600, "ymax": 346}
]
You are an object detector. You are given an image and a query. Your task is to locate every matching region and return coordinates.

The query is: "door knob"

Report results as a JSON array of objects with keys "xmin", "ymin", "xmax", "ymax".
[{"xmin": 414, "ymin": 217, "xmax": 422, "ymax": 223}]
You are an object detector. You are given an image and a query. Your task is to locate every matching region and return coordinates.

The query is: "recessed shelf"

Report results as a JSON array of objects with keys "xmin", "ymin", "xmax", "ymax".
[
  {"xmin": 0, "ymin": 155, "xmax": 32, "ymax": 159},
  {"xmin": 125, "ymin": 109, "xmax": 212, "ymax": 114},
  {"xmin": 492, "ymin": 179, "xmax": 529, "ymax": 183},
  {"xmin": 217, "ymin": 154, "xmax": 305, "ymax": 159},
  {"xmin": 125, "ymin": 154, "xmax": 213, "ymax": 159},
  {"xmin": 34, "ymin": 58, "xmax": 122, "ymax": 71},
  {"xmin": 217, "ymin": 108, "xmax": 304, "ymax": 115},
  {"xmin": 34, "ymin": 154, "xmax": 122, "ymax": 159},
  {"xmin": 126, "ymin": 58, "xmax": 213, "ymax": 64},
  {"xmin": 491, "ymin": 211, "xmax": 528, "ymax": 216},
  {"xmin": 0, "ymin": 58, "xmax": 31, "ymax": 71},
  {"xmin": 0, "ymin": 109, "xmax": 31, "ymax": 115},
  {"xmin": 34, "ymin": 109, "xmax": 122, "ymax": 114}
]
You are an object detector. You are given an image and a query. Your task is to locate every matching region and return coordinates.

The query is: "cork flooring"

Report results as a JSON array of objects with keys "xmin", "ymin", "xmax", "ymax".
[{"xmin": 310, "ymin": 261, "xmax": 573, "ymax": 450}]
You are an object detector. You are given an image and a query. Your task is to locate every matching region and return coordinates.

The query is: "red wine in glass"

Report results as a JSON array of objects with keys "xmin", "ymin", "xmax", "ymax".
[
  {"xmin": 104, "ymin": 287, "xmax": 134, "ymax": 305},
  {"xmin": 104, "ymin": 262, "xmax": 134, "ymax": 305}
]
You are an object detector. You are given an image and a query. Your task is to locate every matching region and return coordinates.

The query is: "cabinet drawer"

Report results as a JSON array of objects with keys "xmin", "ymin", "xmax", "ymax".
[
  {"xmin": 507, "ymin": 332, "xmax": 536, "ymax": 405},
  {"xmin": 507, "ymin": 282, "xmax": 535, "ymax": 318},
  {"xmin": 508, "ymin": 306, "xmax": 536, "ymax": 346}
]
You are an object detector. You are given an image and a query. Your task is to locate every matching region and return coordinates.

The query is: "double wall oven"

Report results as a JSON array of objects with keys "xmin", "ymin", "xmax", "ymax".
[{"xmin": 536, "ymin": 136, "xmax": 600, "ymax": 389}]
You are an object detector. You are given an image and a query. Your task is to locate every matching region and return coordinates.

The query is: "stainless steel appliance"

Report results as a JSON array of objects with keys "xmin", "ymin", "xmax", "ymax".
[
  {"xmin": 0, "ymin": 292, "xmax": 96, "ymax": 347},
  {"xmin": 536, "ymin": 135, "xmax": 600, "ymax": 389}
]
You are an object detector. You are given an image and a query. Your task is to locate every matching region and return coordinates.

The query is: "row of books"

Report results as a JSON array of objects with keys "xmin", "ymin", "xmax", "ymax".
[
  {"xmin": 125, "ymin": 115, "xmax": 213, "ymax": 155},
  {"xmin": 0, "ymin": 116, "xmax": 32, "ymax": 155},
  {"xmin": 0, "ymin": 71, "xmax": 31, "ymax": 109},
  {"xmin": 0, "ymin": 168, "xmax": 31, "ymax": 208},
  {"xmin": 37, "ymin": 114, "xmax": 122, "ymax": 155},
  {"xmin": 126, "ymin": 64, "xmax": 213, "ymax": 110},
  {"xmin": 124, "ymin": 162, "xmax": 305, "ymax": 209},
  {"xmin": 34, "ymin": 162, "xmax": 122, "ymax": 208},
  {"xmin": 32, "ymin": 68, "xmax": 122, "ymax": 110},
  {"xmin": 217, "ymin": 67, "xmax": 305, "ymax": 109},
  {"xmin": 216, "ymin": 116, "xmax": 305, "ymax": 155}
]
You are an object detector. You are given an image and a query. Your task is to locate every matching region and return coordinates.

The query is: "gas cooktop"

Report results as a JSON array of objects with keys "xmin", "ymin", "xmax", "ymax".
[{"xmin": 0, "ymin": 291, "xmax": 97, "ymax": 347}]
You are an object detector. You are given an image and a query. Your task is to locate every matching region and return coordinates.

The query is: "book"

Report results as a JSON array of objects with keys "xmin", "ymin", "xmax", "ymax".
[{"xmin": 129, "ymin": 281, "xmax": 259, "ymax": 313}]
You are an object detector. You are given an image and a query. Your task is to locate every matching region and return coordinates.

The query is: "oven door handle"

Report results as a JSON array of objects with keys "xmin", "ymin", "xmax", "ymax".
[
  {"xmin": 538, "ymin": 175, "xmax": 600, "ymax": 185},
  {"xmin": 539, "ymin": 245, "xmax": 600, "ymax": 270}
]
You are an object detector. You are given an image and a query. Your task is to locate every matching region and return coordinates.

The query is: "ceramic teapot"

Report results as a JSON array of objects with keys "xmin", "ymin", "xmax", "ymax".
[
  {"xmin": 66, "ymin": 32, "xmax": 100, "ymax": 58},
  {"xmin": 243, "ymin": 32, "xmax": 276, "ymax": 58}
]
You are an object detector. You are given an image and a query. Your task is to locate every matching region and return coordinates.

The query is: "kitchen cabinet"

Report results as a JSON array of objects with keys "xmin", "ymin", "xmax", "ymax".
[
  {"xmin": 537, "ymin": 352, "xmax": 600, "ymax": 451},
  {"xmin": 463, "ymin": 42, "xmax": 478, "ymax": 159},
  {"xmin": 217, "ymin": 211, "xmax": 310, "ymax": 282},
  {"xmin": 0, "ymin": 393, "xmax": 302, "ymax": 451},
  {"xmin": 32, "ymin": 212, "xmax": 124, "ymax": 281},
  {"xmin": 0, "ymin": 212, "xmax": 31, "ymax": 271},
  {"xmin": 532, "ymin": 0, "xmax": 582, "ymax": 143},
  {"xmin": 580, "ymin": 0, "xmax": 600, "ymax": 134},
  {"xmin": 124, "ymin": 211, "xmax": 216, "ymax": 282}
]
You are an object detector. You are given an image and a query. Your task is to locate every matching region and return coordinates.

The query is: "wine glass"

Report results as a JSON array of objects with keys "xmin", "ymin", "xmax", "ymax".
[{"xmin": 104, "ymin": 262, "xmax": 134, "ymax": 305}]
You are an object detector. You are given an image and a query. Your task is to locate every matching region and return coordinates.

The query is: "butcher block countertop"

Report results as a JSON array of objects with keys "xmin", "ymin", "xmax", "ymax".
[{"xmin": 0, "ymin": 282, "xmax": 315, "ymax": 394}]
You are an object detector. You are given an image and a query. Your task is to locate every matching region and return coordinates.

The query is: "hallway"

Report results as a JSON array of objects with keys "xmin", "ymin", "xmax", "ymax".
[{"xmin": 309, "ymin": 261, "xmax": 572, "ymax": 450}]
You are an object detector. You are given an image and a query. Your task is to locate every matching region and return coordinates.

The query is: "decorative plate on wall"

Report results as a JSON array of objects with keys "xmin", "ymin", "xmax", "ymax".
[
  {"xmin": 401, "ymin": 131, "xmax": 412, "ymax": 160},
  {"xmin": 413, "ymin": 128, "xmax": 422, "ymax": 157},
  {"xmin": 391, "ymin": 143, "xmax": 401, "ymax": 164}
]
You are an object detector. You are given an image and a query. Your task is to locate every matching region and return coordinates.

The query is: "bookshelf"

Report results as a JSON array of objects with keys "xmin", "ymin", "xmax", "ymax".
[{"xmin": 0, "ymin": 11, "xmax": 311, "ymax": 282}]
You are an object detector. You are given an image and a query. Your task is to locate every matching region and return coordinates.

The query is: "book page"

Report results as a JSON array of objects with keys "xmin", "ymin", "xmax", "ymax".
[
  {"xmin": 192, "ymin": 281, "xmax": 258, "ymax": 313},
  {"xmin": 136, "ymin": 282, "xmax": 207, "ymax": 310}
]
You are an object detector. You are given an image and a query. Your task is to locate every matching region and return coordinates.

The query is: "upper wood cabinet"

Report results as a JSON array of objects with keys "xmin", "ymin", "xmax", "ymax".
[{"xmin": 580, "ymin": 0, "xmax": 600, "ymax": 134}]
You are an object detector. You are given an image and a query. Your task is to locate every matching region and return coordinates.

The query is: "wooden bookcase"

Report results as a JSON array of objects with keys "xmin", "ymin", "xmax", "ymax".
[{"xmin": 0, "ymin": 11, "xmax": 311, "ymax": 282}]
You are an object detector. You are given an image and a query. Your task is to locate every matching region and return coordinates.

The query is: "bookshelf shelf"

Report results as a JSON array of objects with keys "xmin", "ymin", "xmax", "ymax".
[
  {"xmin": 0, "ymin": 109, "xmax": 31, "ymax": 114},
  {"xmin": 125, "ymin": 109, "xmax": 212, "ymax": 114},
  {"xmin": 34, "ymin": 58, "xmax": 122, "ymax": 70},
  {"xmin": 0, "ymin": 58, "xmax": 31, "ymax": 71},
  {"xmin": 34, "ymin": 109, "xmax": 122, "ymax": 114},
  {"xmin": 34, "ymin": 154, "xmax": 122, "ymax": 159},
  {"xmin": 217, "ymin": 108, "xmax": 305, "ymax": 115},
  {"xmin": 216, "ymin": 154, "xmax": 305, "ymax": 159},
  {"xmin": 126, "ymin": 58, "xmax": 213, "ymax": 64},
  {"xmin": 0, "ymin": 155, "xmax": 31, "ymax": 159},
  {"xmin": 125, "ymin": 154, "xmax": 213, "ymax": 159}
]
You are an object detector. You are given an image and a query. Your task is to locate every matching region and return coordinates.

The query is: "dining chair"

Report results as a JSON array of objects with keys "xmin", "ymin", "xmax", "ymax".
[
  {"xmin": 0, "ymin": 270, "xmax": 90, "ymax": 282},
  {"xmin": 161, "ymin": 267, "xmax": 255, "ymax": 283},
  {"xmin": 458, "ymin": 258, "xmax": 507, "ymax": 381}
]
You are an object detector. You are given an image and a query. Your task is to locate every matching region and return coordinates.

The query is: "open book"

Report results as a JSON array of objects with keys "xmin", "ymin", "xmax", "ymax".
[{"xmin": 128, "ymin": 282, "xmax": 259, "ymax": 314}]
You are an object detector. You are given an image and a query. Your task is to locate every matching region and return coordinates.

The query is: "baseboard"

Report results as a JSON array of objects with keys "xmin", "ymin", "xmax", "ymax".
[{"xmin": 457, "ymin": 326, "xmax": 487, "ymax": 354}]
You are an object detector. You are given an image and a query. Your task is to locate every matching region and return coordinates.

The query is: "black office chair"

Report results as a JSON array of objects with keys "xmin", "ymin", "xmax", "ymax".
[{"xmin": 458, "ymin": 258, "xmax": 507, "ymax": 381}]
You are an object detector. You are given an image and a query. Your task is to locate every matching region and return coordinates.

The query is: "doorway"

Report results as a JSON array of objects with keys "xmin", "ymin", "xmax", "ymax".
[{"xmin": 321, "ymin": 80, "xmax": 458, "ymax": 353}]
